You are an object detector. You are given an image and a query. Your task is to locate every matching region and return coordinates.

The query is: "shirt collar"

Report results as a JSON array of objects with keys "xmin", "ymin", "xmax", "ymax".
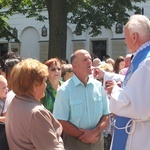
[{"xmin": 72, "ymin": 74, "xmax": 93, "ymax": 87}]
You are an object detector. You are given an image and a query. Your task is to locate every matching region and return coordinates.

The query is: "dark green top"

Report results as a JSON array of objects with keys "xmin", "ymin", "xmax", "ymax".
[{"xmin": 40, "ymin": 80, "xmax": 63, "ymax": 112}]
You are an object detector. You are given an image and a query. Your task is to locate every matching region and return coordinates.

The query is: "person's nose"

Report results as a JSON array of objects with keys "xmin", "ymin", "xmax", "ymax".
[{"xmin": 88, "ymin": 58, "xmax": 92, "ymax": 64}]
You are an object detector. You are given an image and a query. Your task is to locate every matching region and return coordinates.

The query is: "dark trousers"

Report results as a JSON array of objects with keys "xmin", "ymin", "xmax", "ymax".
[
  {"xmin": 62, "ymin": 132, "xmax": 104, "ymax": 150},
  {"xmin": 0, "ymin": 122, "xmax": 9, "ymax": 150}
]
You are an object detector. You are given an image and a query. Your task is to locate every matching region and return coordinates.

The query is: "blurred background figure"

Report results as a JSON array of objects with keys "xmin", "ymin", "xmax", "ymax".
[
  {"xmin": 60, "ymin": 58, "xmax": 69, "ymax": 64},
  {"xmin": 61, "ymin": 64, "xmax": 74, "ymax": 81},
  {"xmin": 6, "ymin": 58, "xmax": 64, "ymax": 150},
  {"xmin": 119, "ymin": 54, "xmax": 132, "ymax": 75},
  {"xmin": 97, "ymin": 62, "xmax": 114, "ymax": 83},
  {"xmin": 0, "ymin": 75, "xmax": 8, "ymax": 123},
  {"xmin": 92, "ymin": 58, "xmax": 101, "ymax": 67},
  {"xmin": 124, "ymin": 54, "xmax": 132, "ymax": 67},
  {"xmin": 1, "ymin": 59, "xmax": 21, "ymax": 89},
  {"xmin": 0, "ymin": 66, "xmax": 2, "ymax": 75},
  {"xmin": 102, "ymin": 55, "xmax": 110, "ymax": 62},
  {"xmin": 0, "ymin": 51, "xmax": 21, "ymax": 79},
  {"xmin": 105, "ymin": 58, "xmax": 115, "ymax": 68},
  {"xmin": 114, "ymin": 56, "xmax": 125, "ymax": 74},
  {"xmin": 97, "ymin": 63, "xmax": 114, "ymax": 150},
  {"xmin": 0, "ymin": 51, "xmax": 21, "ymax": 121},
  {"xmin": 99, "ymin": 63, "xmax": 114, "ymax": 73},
  {"xmin": 41, "ymin": 58, "xmax": 63, "ymax": 112}
]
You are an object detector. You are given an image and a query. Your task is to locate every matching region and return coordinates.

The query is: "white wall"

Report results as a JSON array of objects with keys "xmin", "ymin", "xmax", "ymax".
[
  {"xmin": 20, "ymin": 27, "xmax": 40, "ymax": 59},
  {"xmin": 1, "ymin": 1, "xmax": 150, "ymax": 60}
]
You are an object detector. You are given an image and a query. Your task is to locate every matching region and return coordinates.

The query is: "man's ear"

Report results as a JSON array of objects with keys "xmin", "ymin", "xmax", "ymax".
[
  {"xmin": 72, "ymin": 63, "xmax": 77, "ymax": 70},
  {"xmin": 132, "ymin": 32, "xmax": 138, "ymax": 44}
]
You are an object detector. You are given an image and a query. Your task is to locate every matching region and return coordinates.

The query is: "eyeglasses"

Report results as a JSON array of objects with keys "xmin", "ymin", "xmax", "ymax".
[
  {"xmin": 67, "ymin": 70, "xmax": 74, "ymax": 73},
  {"xmin": 50, "ymin": 68, "xmax": 61, "ymax": 72}
]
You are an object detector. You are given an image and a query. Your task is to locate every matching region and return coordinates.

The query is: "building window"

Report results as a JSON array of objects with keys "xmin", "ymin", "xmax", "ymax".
[
  {"xmin": 13, "ymin": 27, "xmax": 18, "ymax": 37},
  {"xmin": 0, "ymin": 43, "xmax": 8, "ymax": 57},
  {"xmin": 115, "ymin": 22, "xmax": 123, "ymax": 34},
  {"xmin": 92, "ymin": 40, "xmax": 106, "ymax": 60},
  {"xmin": 41, "ymin": 25, "xmax": 47, "ymax": 37},
  {"xmin": 134, "ymin": 8, "xmax": 143, "ymax": 15}
]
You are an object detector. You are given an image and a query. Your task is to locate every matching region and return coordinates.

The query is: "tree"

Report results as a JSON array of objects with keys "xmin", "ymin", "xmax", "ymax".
[
  {"xmin": 1, "ymin": 0, "xmax": 145, "ymax": 59},
  {"xmin": 0, "ymin": 1, "xmax": 18, "ymax": 41},
  {"xmin": 45, "ymin": 0, "xmax": 67, "ymax": 58}
]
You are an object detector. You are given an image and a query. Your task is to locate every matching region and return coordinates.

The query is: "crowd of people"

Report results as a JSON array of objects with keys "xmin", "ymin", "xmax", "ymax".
[{"xmin": 0, "ymin": 14, "xmax": 150, "ymax": 150}]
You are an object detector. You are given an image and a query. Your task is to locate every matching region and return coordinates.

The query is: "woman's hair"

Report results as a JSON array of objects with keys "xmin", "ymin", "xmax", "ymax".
[
  {"xmin": 114, "ymin": 56, "xmax": 125, "ymax": 74},
  {"xmin": 44, "ymin": 58, "xmax": 61, "ymax": 68},
  {"xmin": 10, "ymin": 58, "xmax": 48, "ymax": 96},
  {"xmin": 4, "ymin": 59, "xmax": 20, "ymax": 80},
  {"xmin": 60, "ymin": 58, "xmax": 69, "ymax": 64},
  {"xmin": 0, "ymin": 52, "xmax": 22, "ymax": 89},
  {"xmin": 0, "ymin": 51, "xmax": 21, "ymax": 73},
  {"xmin": 99, "ymin": 63, "xmax": 114, "ymax": 73},
  {"xmin": 61, "ymin": 64, "xmax": 73, "ymax": 78},
  {"xmin": 106, "ymin": 58, "xmax": 115, "ymax": 67}
]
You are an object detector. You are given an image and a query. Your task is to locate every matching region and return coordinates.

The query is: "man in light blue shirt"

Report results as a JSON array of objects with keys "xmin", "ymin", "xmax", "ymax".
[{"xmin": 53, "ymin": 49, "xmax": 110, "ymax": 150}]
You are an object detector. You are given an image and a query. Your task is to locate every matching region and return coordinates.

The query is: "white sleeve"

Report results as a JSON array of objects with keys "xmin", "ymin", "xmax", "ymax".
[
  {"xmin": 103, "ymin": 72, "xmax": 125, "ymax": 86},
  {"xmin": 109, "ymin": 58, "xmax": 150, "ymax": 119},
  {"xmin": 3, "ymin": 91, "xmax": 15, "ymax": 113}
]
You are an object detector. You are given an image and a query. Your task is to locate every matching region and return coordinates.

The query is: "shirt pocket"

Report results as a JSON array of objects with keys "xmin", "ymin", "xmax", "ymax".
[
  {"xmin": 93, "ymin": 94, "xmax": 103, "ymax": 115},
  {"xmin": 70, "ymin": 99, "xmax": 83, "ymax": 118}
]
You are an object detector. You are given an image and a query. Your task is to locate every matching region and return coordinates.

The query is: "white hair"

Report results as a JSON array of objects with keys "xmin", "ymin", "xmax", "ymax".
[
  {"xmin": 0, "ymin": 75, "xmax": 7, "ymax": 83},
  {"xmin": 125, "ymin": 15, "xmax": 150, "ymax": 37},
  {"xmin": 126, "ymin": 54, "xmax": 132, "ymax": 58}
]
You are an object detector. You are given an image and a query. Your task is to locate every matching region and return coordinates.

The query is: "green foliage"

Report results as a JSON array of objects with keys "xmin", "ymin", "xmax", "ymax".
[
  {"xmin": 2, "ymin": 0, "xmax": 47, "ymax": 21},
  {"xmin": 67, "ymin": 0, "xmax": 145, "ymax": 36},
  {"xmin": 0, "ymin": 0, "xmax": 19, "ymax": 41},
  {"xmin": 0, "ymin": 0, "xmax": 146, "ymax": 40},
  {"xmin": 0, "ymin": 0, "xmax": 47, "ymax": 40}
]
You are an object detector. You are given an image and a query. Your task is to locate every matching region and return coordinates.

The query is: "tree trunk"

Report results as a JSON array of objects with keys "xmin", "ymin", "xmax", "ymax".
[{"xmin": 46, "ymin": 0, "xmax": 67, "ymax": 59}]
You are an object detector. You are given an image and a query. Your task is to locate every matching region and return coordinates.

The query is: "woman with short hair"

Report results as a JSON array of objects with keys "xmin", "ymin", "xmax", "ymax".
[
  {"xmin": 41, "ymin": 58, "xmax": 63, "ymax": 112},
  {"xmin": 6, "ymin": 58, "xmax": 64, "ymax": 150}
]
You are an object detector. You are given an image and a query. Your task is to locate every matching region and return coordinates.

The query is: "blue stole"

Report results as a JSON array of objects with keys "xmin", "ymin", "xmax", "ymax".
[{"xmin": 112, "ymin": 46, "xmax": 150, "ymax": 150}]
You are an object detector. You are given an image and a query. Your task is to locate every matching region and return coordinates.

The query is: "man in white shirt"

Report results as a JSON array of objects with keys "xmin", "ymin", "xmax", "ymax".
[{"xmin": 94, "ymin": 14, "xmax": 150, "ymax": 150}]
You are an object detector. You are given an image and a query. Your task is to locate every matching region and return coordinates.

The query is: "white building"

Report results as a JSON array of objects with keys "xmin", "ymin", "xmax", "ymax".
[{"xmin": 0, "ymin": 1, "xmax": 150, "ymax": 62}]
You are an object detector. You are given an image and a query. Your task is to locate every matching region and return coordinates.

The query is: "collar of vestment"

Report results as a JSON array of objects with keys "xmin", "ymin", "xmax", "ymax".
[{"xmin": 132, "ymin": 41, "xmax": 150, "ymax": 61}]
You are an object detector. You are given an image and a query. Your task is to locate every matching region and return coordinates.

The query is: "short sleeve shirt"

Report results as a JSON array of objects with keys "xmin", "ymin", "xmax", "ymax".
[{"xmin": 53, "ymin": 74, "xmax": 110, "ymax": 130}]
